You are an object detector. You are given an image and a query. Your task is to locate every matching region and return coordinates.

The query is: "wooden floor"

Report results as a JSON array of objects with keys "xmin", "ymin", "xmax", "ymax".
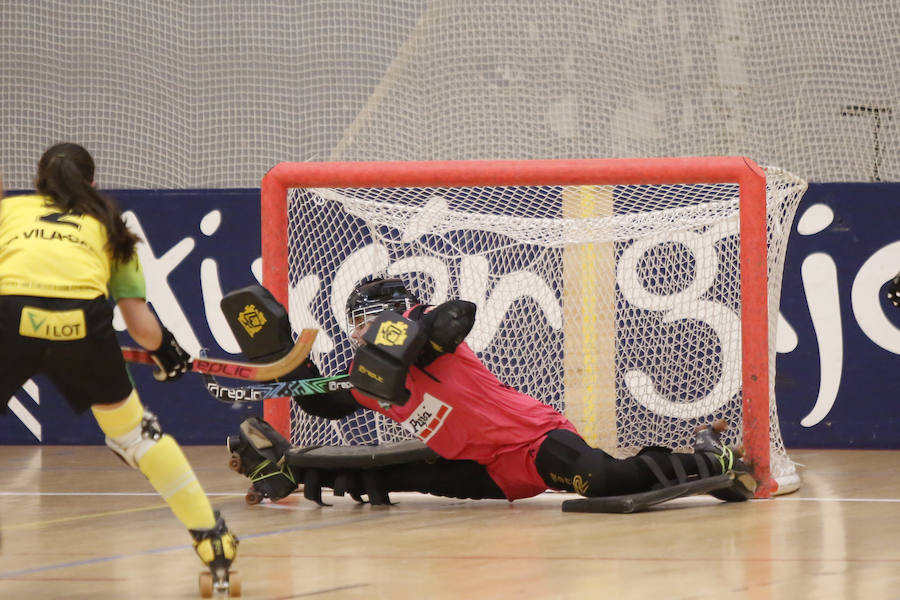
[{"xmin": 0, "ymin": 446, "xmax": 898, "ymax": 599}]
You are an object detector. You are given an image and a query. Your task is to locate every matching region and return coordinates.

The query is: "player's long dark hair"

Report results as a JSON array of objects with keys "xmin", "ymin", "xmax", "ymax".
[{"xmin": 34, "ymin": 142, "xmax": 139, "ymax": 264}]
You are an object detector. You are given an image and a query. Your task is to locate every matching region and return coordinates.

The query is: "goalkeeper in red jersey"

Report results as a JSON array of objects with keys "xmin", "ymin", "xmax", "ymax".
[{"xmin": 230, "ymin": 277, "xmax": 757, "ymax": 512}]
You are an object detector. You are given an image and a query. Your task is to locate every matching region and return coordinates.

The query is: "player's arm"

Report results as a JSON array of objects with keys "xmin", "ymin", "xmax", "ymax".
[
  {"xmin": 110, "ymin": 254, "xmax": 190, "ymax": 381},
  {"xmin": 287, "ymin": 359, "xmax": 361, "ymax": 419}
]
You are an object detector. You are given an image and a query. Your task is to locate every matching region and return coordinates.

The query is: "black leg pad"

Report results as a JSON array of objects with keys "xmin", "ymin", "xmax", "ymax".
[{"xmin": 561, "ymin": 473, "xmax": 735, "ymax": 514}]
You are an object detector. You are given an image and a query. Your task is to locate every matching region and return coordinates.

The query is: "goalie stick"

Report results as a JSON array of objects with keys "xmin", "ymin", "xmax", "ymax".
[
  {"xmin": 122, "ymin": 328, "xmax": 319, "ymax": 381},
  {"xmin": 203, "ymin": 372, "xmax": 353, "ymax": 403}
]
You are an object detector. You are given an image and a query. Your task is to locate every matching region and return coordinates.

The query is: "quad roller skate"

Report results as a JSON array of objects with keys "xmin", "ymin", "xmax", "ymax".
[
  {"xmin": 693, "ymin": 419, "xmax": 758, "ymax": 502},
  {"xmin": 190, "ymin": 511, "xmax": 240, "ymax": 597},
  {"xmin": 226, "ymin": 416, "xmax": 299, "ymax": 505}
]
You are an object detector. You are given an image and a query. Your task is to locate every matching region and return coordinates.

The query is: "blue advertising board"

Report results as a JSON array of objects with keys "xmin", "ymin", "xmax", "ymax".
[
  {"xmin": 1, "ymin": 183, "xmax": 899, "ymax": 448},
  {"xmin": 0, "ymin": 189, "xmax": 263, "ymax": 444},
  {"xmin": 776, "ymin": 183, "xmax": 900, "ymax": 448}
]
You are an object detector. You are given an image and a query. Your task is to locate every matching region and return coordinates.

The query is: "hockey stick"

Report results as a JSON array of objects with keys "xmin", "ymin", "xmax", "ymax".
[
  {"xmin": 122, "ymin": 328, "xmax": 319, "ymax": 381},
  {"xmin": 203, "ymin": 372, "xmax": 352, "ymax": 403}
]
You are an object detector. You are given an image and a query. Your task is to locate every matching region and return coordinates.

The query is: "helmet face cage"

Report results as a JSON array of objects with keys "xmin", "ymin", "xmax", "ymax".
[{"xmin": 345, "ymin": 277, "xmax": 417, "ymax": 345}]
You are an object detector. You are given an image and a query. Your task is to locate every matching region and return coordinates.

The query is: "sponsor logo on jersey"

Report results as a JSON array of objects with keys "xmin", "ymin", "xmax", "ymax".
[
  {"xmin": 373, "ymin": 320, "xmax": 408, "ymax": 346},
  {"xmin": 22, "ymin": 228, "xmax": 89, "ymax": 247},
  {"xmin": 400, "ymin": 393, "xmax": 452, "ymax": 442},
  {"xmin": 19, "ymin": 306, "xmax": 86, "ymax": 340},
  {"xmin": 237, "ymin": 304, "xmax": 267, "ymax": 337}
]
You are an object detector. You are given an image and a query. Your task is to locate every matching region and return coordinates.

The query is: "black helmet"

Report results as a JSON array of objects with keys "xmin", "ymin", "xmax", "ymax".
[{"xmin": 346, "ymin": 277, "xmax": 418, "ymax": 333}]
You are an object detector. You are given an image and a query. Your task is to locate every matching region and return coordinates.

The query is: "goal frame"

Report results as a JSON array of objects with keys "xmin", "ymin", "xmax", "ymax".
[{"xmin": 260, "ymin": 156, "xmax": 774, "ymax": 497}]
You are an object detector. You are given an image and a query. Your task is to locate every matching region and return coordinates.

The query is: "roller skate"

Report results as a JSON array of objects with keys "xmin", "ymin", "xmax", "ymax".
[
  {"xmin": 693, "ymin": 419, "xmax": 757, "ymax": 502},
  {"xmin": 190, "ymin": 511, "xmax": 240, "ymax": 597},
  {"xmin": 226, "ymin": 416, "xmax": 299, "ymax": 505}
]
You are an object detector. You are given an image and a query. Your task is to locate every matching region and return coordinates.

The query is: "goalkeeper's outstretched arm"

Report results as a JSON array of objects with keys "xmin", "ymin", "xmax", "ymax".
[{"xmin": 288, "ymin": 358, "xmax": 361, "ymax": 419}]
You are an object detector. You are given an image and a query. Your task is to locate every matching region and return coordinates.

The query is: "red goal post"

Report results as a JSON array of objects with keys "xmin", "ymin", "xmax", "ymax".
[{"xmin": 260, "ymin": 156, "xmax": 803, "ymax": 498}]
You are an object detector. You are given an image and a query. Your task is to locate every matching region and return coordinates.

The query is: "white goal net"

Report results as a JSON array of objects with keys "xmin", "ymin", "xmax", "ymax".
[{"xmin": 263, "ymin": 157, "xmax": 807, "ymax": 496}]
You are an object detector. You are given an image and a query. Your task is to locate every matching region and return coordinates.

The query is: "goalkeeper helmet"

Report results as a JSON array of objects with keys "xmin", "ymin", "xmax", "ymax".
[{"xmin": 346, "ymin": 277, "xmax": 418, "ymax": 338}]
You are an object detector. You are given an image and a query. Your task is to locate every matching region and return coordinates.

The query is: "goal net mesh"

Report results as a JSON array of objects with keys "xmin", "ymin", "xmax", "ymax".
[{"xmin": 281, "ymin": 164, "xmax": 806, "ymax": 494}]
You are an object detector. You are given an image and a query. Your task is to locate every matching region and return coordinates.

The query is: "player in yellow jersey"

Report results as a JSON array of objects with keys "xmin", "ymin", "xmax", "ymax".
[{"xmin": 0, "ymin": 143, "xmax": 239, "ymax": 596}]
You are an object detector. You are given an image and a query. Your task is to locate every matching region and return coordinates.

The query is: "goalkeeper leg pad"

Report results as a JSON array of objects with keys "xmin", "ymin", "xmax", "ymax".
[
  {"xmin": 227, "ymin": 416, "xmax": 298, "ymax": 504},
  {"xmin": 284, "ymin": 440, "xmax": 440, "ymax": 506},
  {"xmin": 378, "ymin": 456, "xmax": 506, "ymax": 500},
  {"xmin": 230, "ymin": 422, "xmax": 502, "ymax": 506},
  {"xmin": 534, "ymin": 428, "xmax": 755, "ymax": 513},
  {"xmin": 285, "ymin": 443, "xmax": 505, "ymax": 504},
  {"xmin": 561, "ymin": 473, "xmax": 740, "ymax": 513}
]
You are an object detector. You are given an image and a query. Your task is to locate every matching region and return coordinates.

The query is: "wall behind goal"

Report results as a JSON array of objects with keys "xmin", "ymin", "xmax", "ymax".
[
  {"xmin": 1, "ymin": 183, "xmax": 900, "ymax": 447},
  {"xmin": 2, "ymin": 1, "xmax": 900, "ymax": 187},
  {"xmin": 777, "ymin": 183, "xmax": 900, "ymax": 449},
  {"xmin": 0, "ymin": 190, "xmax": 263, "ymax": 445}
]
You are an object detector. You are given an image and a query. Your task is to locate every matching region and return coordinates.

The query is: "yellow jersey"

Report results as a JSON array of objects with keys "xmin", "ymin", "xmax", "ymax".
[{"xmin": 0, "ymin": 194, "xmax": 145, "ymax": 300}]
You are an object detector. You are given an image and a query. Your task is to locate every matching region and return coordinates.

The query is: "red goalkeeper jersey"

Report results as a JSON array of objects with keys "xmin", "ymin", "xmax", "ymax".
[{"xmin": 351, "ymin": 341, "xmax": 577, "ymax": 500}]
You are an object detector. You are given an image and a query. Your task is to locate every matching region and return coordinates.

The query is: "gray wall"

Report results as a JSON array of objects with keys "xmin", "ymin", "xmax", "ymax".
[{"xmin": 2, "ymin": 0, "xmax": 898, "ymax": 188}]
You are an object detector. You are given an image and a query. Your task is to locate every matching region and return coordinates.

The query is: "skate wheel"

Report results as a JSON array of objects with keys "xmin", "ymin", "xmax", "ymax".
[
  {"xmin": 228, "ymin": 452, "xmax": 243, "ymax": 474},
  {"xmin": 199, "ymin": 571, "xmax": 213, "ymax": 598},
  {"xmin": 228, "ymin": 571, "xmax": 242, "ymax": 596},
  {"xmin": 245, "ymin": 487, "xmax": 264, "ymax": 505}
]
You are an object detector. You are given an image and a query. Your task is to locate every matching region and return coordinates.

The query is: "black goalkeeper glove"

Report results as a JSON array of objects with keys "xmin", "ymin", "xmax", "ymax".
[
  {"xmin": 888, "ymin": 271, "xmax": 900, "ymax": 308},
  {"xmin": 150, "ymin": 327, "xmax": 192, "ymax": 381},
  {"xmin": 420, "ymin": 300, "xmax": 476, "ymax": 354}
]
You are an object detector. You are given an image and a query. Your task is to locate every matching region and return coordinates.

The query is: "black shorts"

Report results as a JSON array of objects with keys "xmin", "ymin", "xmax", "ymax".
[{"xmin": 0, "ymin": 295, "xmax": 134, "ymax": 413}]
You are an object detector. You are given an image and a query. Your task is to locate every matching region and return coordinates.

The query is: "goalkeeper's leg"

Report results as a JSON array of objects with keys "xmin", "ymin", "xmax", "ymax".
[
  {"xmin": 229, "ymin": 416, "xmax": 506, "ymax": 505},
  {"xmin": 535, "ymin": 426, "xmax": 756, "ymax": 513},
  {"xmin": 92, "ymin": 391, "xmax": 238, "ymax": 573}
]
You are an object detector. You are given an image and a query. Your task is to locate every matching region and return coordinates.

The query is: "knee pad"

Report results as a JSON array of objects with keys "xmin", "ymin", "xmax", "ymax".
[
  {"xmin": 534, "ymin": 429, "xmax": 596, "ymax": 491},
  {"xmin": 105, "ymin": 410, "xmax": 163, "ymax": 470},
  {"xmin": 93, "ymin": 392, "xmax": 163, "ymax": 469}
]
